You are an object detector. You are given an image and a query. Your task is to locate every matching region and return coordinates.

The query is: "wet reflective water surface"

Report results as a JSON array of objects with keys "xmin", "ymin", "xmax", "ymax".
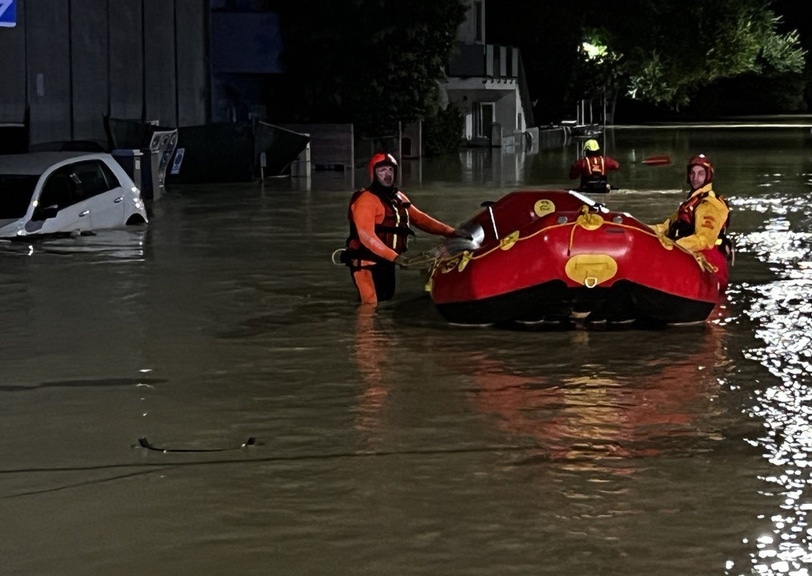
[{"xmin": 3, "ymin": 123, "xmax": 812, "ymax": 575}]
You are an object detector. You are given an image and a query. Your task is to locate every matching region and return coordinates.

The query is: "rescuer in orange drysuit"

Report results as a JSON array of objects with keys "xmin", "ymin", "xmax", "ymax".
[
  {"xmin": 568, "ymin": 139, "xmax": 620, "ymax": 193},
  {"xmin": 343, "ymin": 153, "xmax": 460, "ymax": 306},
  {"xmin": 649, "ymin": 153, "xmax": 732, "ymax": 292}
]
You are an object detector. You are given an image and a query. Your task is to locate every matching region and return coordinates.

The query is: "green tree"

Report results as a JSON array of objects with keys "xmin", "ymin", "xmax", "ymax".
[
  {"xmin": 580, "ymin": 0, "xmax": 806, "ymax": 111},
  {"xmin": 423, "ymin": 103, "xmax": 464, "ymax": 156},
  {"xmin": 275, "ymin": 0, "xmax": 467, "ymax": 135}
]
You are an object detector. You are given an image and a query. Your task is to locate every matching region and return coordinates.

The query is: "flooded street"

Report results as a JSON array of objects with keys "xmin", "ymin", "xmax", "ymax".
[{"xmin": 3, "ymin": 123, "xmax": 812, "ymax": 575}]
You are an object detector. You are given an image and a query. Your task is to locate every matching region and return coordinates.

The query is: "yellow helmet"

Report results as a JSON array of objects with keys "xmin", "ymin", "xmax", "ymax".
[{"xmin": 583, "ymin": 139, "xmax": 600, "ymax": 152}]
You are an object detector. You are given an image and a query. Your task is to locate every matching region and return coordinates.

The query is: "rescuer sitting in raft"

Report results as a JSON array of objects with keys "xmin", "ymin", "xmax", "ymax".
[
  {"xmin": 342, "ymin": 153, "xmax": 462, "ymax": 306},
  {"xmin": 568, "ymin": 139, "xmax": 620, "ymax": 193},
  {"xmin": 649, "ymin": 153, "xmax": 733, "ymax": 292}
]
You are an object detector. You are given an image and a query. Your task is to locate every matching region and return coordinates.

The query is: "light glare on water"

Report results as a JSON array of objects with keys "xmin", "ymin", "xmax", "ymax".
[{"xmin": 2, "ymin": 125, "xmax": 812, "ymax": 575}]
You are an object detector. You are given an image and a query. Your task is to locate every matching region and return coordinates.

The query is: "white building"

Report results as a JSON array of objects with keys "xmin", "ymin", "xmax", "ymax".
[{"xmin": 442, "ymin": 0, "xmax": 533, "ymax": 147}]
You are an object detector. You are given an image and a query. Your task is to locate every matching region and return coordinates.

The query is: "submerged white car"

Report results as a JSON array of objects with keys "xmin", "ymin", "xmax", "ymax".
[{"xmin": 0, "ymin": 152, "xmax": 148, "ymax": 239}]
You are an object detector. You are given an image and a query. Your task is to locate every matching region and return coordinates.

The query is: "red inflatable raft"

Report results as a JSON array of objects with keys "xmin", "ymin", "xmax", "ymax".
[{"xmin": 427, "ymin": 190, "xmax": 727, "ymax": 327}]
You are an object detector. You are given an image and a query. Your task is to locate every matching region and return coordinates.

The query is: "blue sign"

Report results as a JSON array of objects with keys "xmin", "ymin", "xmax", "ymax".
[
  {"xmin": 170, "ymin": 148, "xmax": 185, "ymax": 175},
  {"xmin": 0, "ymin": 0, "xmax": 16, "ymax": 28}
]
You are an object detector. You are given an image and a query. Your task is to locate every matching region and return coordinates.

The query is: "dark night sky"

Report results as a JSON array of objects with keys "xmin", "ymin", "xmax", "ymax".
[{"xmin": 770, "ymin": 1, "xmax": 812, "ymax": 50}]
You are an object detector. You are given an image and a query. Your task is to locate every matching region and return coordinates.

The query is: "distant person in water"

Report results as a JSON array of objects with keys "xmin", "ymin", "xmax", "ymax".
[
  {"xmin": 649, "ymin": 153, "xmax": 732, "ymax": 291},
  {"xmin": 568, "ymin": 139, "xmax": 620, "ymax": 193},
  {"xmin": 343, "ymin": 153, "xmax": 460, "ymax": 306}
]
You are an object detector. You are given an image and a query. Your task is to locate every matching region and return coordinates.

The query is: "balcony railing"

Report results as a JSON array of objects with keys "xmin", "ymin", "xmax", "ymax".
[{"xmin": 447, "ymin": 43, "xmax": 519, "ymax": 80}]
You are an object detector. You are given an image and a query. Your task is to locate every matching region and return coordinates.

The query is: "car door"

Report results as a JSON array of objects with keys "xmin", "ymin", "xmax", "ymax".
[
  {"xmin": 27, "ymin": 166, "xmax": 92, "ymax": 235},
  {"xmin": 70, "ymin": 160, "xmax": 125, "ymax": 230}
]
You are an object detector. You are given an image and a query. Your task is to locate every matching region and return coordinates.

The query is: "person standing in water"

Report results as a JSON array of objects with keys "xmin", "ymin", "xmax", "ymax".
[
  {"xmin": 650, "ymin": 153, "xmax": 732, "ymax": 291},
  {"xmin": 568, "ymin": 139, "xmax": 620, "ymax": 193},
  {"xmin": 343, "ymin": 153, "xmax": 460, "ymax": 306}
]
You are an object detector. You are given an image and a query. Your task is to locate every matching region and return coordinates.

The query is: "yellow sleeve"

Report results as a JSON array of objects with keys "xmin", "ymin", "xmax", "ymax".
[
  {"xmin": 675, "ymin": 196, "xmax": 729, "ymax": 252},
  {"xmin": 649, "ymin": 218, "xmax": 670, "ymax": 236},
  {"xmin": 649, "ymin": 208, "xmax": 678, "ymax": 236}
]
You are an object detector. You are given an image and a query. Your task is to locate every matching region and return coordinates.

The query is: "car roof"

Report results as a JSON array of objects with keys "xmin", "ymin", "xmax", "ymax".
[{"xmin": 0, "ymin": 152, "xmax": 113, "ymax": 176}]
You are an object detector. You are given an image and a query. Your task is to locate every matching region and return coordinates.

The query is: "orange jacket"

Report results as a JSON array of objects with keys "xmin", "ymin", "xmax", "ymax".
[
  {"xmin": 348, "ymin": 188, "xmax": 454, "ymax": 264},
  {"xmin": 569, "ymin": 155, "xmax": 620, "ymax": 180}
]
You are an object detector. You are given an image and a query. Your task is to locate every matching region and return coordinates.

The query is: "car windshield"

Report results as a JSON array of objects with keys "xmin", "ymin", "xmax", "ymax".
[{"xmin": 0, "ymin": 175, "xmax": 38, "ymax": 219}]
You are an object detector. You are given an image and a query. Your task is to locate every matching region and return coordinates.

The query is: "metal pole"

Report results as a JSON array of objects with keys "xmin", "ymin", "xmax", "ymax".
[{"xmin": 602, "ymin": 91, "xmax": 607, "ymax": 151}]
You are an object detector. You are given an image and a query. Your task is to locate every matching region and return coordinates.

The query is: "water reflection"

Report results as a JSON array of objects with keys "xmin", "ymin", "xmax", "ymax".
[
  {"xmin": 0, "ymin": 226, "xmax": 148, "ymax": 261},
  {"xmin": 6, "ymin": 125, "xmax": 812, "ymax": 575},
  {"xmin": 353, "ymin": 304, "xmax": 393, "ymax": 443},
  {"xmin": 411, "ymin": 319, "xmax": 731, "ymax": 472},
  {"xmin": 476, "ymin": 337, "xmax": 727, "ymax": 464},
  {"xmin": 358, "ymin": 125, "xmax": 812, "ymax": 574},
  {"xmin": 735, "ymin": 204, "xmax": 812, "ymax": 573}
]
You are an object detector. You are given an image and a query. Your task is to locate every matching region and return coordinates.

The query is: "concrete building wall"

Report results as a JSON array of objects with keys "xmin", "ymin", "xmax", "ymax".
[
  {"xmin": 27, "ymin": 0, "xmax": 72, "ymax": 144},
  {"xmin": 0, "ymin": 0, "xmax": 27, "ymax": 125},
  {"xmin": 177, "ymin": 0, "xmax": 209, "ymax": 127},
  {"xmin": 0, "ymin": 0, "xmax": 208, "ymax": 148},
  {"xmin": 144, "ymin": 0, "xmax": 178, "ymax": 127},
  {"xmin": 71, "ymin": 0, "xmax": 110, "ymax": 142},
  {"xmin": 494, "ymin": 89, "xmax": 523, "ymax": 134},
  {"xmin": 456, "ymin": 0, "xmax": 484, "ymax": 45},
  {"xmin": 109, "ymin": 0, "xmax": 145, "ymax": 121}
]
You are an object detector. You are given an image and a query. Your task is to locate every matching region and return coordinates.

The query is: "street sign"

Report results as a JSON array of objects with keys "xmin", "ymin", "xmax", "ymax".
[{"xmin": 0, "ymin": 0, "xmax": 16, "ymax": 28}]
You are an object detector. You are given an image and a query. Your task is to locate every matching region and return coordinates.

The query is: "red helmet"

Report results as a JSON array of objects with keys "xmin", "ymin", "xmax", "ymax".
[
  {"xmin": 687, "ymin": 154, "xmax": 713, "ymax": 187},
  {"xmin": 368, "ymin": 153, "xmax": 398, "ymax": 182}
]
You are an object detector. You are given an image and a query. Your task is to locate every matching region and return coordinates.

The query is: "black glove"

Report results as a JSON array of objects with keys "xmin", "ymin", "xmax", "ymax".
[
  {"xmin": 394, "ymin": 254, "xmax": 409, "ymax": 268},
  {"xmin": 451, "ymin": 228, "xmax": 473, "ymax": 240}
]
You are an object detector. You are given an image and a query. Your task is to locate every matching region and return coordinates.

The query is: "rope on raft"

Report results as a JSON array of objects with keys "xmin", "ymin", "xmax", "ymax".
[{"xmin": 429, "ymin": 205, "xmax": 711, "ymax": 274}]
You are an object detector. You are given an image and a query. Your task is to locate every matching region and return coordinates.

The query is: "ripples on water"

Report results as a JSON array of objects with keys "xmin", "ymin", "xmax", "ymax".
[
  {"xmin": 0, "ymin": 227, "xmax": 148, "ymax": 260},
  {"xmin": 3, "ymin": 127, "xmax": 812, "ymax": 575},
  {"xmin": 732, "ymin": 183, "xmax": 812, "ymax": 572}
]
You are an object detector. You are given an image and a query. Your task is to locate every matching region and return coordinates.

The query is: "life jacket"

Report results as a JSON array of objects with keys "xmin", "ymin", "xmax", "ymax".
[
  {"xmin": 578, "ymin": 156, "xmax": 610, "ymax": 193},
  {"xmin": 343, "ymin": 186, "xmax": 415, "ymax": 267},
  {"xmin": 586, "ymin": 156, "xmax": 606, "ymax": 176},
  {"xmin": 668, "ymin": 186, "xmax": 732, "ymax": 257}
]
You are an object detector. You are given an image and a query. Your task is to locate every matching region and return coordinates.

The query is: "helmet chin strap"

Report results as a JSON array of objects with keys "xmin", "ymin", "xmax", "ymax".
[{"xmin": 370, "ymin": 180, "xmax": 396, "ymax": 196}]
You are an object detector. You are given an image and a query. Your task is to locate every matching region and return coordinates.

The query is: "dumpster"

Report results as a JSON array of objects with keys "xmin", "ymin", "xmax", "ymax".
[
  {"xmin": 112, "ymin": 149, "xmax": 145, "ymax": 195},
  {"xmin": 147, "ymin": 130, "xmax": 178, "ymax": 200},
  {"xmin": 107, "ymin": 118, "xmax": 177, "ymax": 201}
]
